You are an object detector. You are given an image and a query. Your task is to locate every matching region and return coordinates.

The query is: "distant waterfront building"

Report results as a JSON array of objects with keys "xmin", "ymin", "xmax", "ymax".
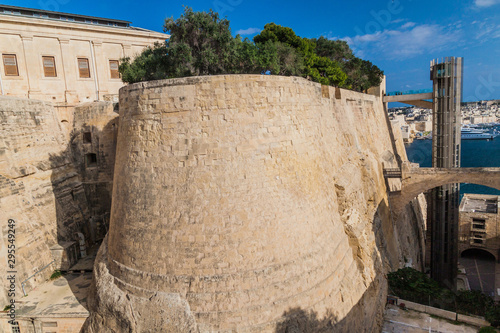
[
  {"xmin": 415, "ymin": 120, "xmax": 432, "ymax": 132},
  {"xmin": 458, "ymin": 194, "xmax": 500, "ymax": 261},
  {"xmin": 0, "ymin": 5, "xmax": 168, "ymax": 104},
  {"xmin": 471, "ymin": 115, "xmax": 497, "ymax": 124}
]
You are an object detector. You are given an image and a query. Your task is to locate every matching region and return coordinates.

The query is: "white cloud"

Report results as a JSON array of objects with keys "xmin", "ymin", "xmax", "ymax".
[
  {"xmin": 390, "ymin": 19, "xmax": 405, "ymax": 24},
  {"xmin": 235, "ymin": 27, "xmax": 262, "ymax": 35},
  {"xmin": 474, "ymin": 21, "xmax": 500, "ymax": 41},
  {"xmin": 475, "ymin": 0, "xmax": 500, "ymax": 7},
  {"xmin": 344, "ymin": 24, "xmax": 461, "ymax": 59},
  {"xmin": 401, "ymin": 22, "xmax": 416, "ymax": 29}
]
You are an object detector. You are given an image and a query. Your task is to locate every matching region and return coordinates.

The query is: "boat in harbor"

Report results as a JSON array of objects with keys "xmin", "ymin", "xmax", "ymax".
[{"xmin": 461, "ymin": 127, "xmax": 496, "ymax": 140}]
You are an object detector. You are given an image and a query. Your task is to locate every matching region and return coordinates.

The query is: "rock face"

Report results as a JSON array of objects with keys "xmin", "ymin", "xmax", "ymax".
[
  {"xmin": 71, "ymin": 101, "xmax": 119, "ymax": 242},
  {"xmin": 84, "ymin": 75, "xmax": 425, "ymax": 332},
  {"xmin": 0, "ymin": 96, "xmax": 89, "ymax": 304},
  {"xmin": 0, "ymin": 96, "xmax": 118, "ymax": 306}
]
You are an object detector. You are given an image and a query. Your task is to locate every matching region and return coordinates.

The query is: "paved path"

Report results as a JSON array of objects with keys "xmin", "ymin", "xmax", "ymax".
[
  {"xmin": 383, "ymin": 304, "xmax": 478, "ymax": 333},
  {"xmin": 17, "ymin": 273, "xmax": 91, "ymax": 317},
  {"xmin": 459, "ymin": 257, "xmax": 496, "ymax": 297}
]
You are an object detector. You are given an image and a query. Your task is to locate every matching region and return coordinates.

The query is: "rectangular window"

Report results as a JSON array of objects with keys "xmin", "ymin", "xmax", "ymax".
[
  {"xmin": 42, "ymin": 56, "xmax": 57, "ymax": 77},
  {"xmin": 85, "ymin": 153, "xmax": 97, "ymax": 168},
  {"xmin": 42, "ymin": 322, "xmax": 58, "ymax": 327},
  {"xmin": 109, "ymin": 60, "xmax": 120, "ymax": 79},
  {"xmin": 472, "ymin": 218, "xmax": 486, "ymax": 230},
  {"xmin": 471, "ymin": 232, "xmax": 485, "ymax": 245},
  {"xmin": 2, "ymin": 54, "xmax": 19, "ymax": 76},
  {"xmin": 77, "ymin": 58, "xmax": 90, "ymax": 78},
  {"xmin": 83, "ymin": 131, "xmax": 92, "ymax": 143}
]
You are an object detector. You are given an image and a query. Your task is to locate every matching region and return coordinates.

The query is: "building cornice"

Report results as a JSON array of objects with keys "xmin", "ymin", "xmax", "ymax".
[{"xmin": 0, "ymin": 13, "xmax": 169, "ymax": 41}]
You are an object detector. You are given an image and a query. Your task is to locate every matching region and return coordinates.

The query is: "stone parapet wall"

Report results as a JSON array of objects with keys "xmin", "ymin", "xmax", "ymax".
[
  {"xmin": 398, "ymin": 299, "xmax": 490, "ymax": 327},
  {"xmin": 85, "ymin": 75, "xmax": 425, "ymax": 332}
]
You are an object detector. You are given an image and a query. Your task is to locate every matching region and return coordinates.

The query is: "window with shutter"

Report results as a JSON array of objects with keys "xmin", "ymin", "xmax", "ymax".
[
  {"xmin": 78, "ymin": 58, "xmax": 90, "ymax": 78},
  {"xmin": 42, "ymin": 56, "xmax": 57, "ymax": 77},
  {"xmin": 2, "ymin": 54, "xmax": 19, "ymax": 76},
  {"xmin": 109, "ymin": 60, "xmax": 120, "ymax": 79}
]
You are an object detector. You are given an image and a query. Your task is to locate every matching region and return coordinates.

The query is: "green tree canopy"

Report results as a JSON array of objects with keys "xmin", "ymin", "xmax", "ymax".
[
  {"xmin": 311, "ymin": 36, "xmax": 384, "ymax": 91},
  {"xmin": 164, "ymin": 7, "xmax": 234, "ymax": 76},
  {"xmin": 253, "ymin": 23, "xmax": 347, "ymax": 87},
  {"xmin": 119, "ymin": 7, "xmax": 383, "ymax": 93},
  {"xmin": 313, "ymin": 37, "xmax": 354, "ymax": 63}
]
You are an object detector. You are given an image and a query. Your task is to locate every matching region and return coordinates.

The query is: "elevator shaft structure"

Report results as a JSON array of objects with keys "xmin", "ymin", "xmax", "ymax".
[{"xmin": 428, "ymin": 57, "xmax": 463, "ymax": 288}]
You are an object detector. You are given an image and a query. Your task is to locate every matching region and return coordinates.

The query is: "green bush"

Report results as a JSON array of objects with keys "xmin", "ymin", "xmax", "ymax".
[
  {"xmin": 388, "ymin": 267, "xmax": 443, "ymax": 304},
  {"xmin": 388, "ymin": 267, "xmax": 500, "ymax": 326},
  {"xmin": 486, "ymin": 305, "xmax": 500, "ymax": 327},
  {"xmin": 50, "ymin": 270, "xmax": 62, "ymax": 280},
  {"xmin": 456, "ymin": 290, "xmax": 493, "ymax": 316},
  {"xmin": 479, "ymin": 326, "xmax": 496, "ymax": 333}
]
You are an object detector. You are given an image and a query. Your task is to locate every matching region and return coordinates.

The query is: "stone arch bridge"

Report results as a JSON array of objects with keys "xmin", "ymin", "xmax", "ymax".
[{"xmin": 388, "ymin": 167, "xmax": 500, "ymax": 215}]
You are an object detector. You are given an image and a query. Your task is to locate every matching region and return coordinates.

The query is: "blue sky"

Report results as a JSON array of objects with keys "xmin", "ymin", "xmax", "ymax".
[{"xmin": 5, "ymin": 0, "xmax": 500, "ymax": 101}]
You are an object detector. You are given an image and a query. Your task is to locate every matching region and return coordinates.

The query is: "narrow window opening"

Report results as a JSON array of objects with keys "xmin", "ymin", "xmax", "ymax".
[
  {"xmin": 83, "ymin": 132, "xmax": 92, "ymax": 143},
  {"xmin": 472, "ymin": 218, "xmax": 486, "ymax": 230},
  {"xmin": 85, "ymin": 153, "xmax": 97, "ymax": 168},
  {"xmin": 471, "ymin": 232, "xmax": 485, "ymax": 245}
]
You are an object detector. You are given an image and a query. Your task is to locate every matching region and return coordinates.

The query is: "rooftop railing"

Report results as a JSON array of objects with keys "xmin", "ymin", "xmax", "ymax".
[{"xmin": 386, "ymin": 89, "xmax": 433, "ymax": 96}]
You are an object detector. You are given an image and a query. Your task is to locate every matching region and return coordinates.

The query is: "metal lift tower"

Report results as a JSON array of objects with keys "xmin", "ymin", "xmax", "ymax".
[{"xmin": 428, "ymin": 57, "xmax": 463, "ymax": 288}]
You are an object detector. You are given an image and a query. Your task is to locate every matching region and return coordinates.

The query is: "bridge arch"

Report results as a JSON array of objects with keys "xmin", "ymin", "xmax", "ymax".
[
  {"xmin": 461, "ymin": 248, "xmax": 497, "ymax": 262},
  {"xmin": 390, "ymin": 168, "xmax": 500, "ymax": 215}
]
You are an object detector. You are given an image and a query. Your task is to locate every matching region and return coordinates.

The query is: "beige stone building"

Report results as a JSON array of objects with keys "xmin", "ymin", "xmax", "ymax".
[
  {"xmin": 415, "ymin": 119, "xmax": 432, "ymax": 132},
  {"xmin": 0, "ymin": 6, "xmax": 167, "ymax": 333},
  {"xmin": 458, "ymin": 194, "xmax": 500, "ymax": 261},
  {"xmin": 0, "ymin": 4, "xmax": 168, "ymax": 105}
]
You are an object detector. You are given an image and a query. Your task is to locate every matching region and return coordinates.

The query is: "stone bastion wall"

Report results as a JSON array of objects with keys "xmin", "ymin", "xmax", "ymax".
[
  {"xmin": 84, "ymin": 75, "xmax": 425, "ymax": 332},
  {"xmin": 0, "ymin": 96, "xmax": 118, "ymax": 307}
]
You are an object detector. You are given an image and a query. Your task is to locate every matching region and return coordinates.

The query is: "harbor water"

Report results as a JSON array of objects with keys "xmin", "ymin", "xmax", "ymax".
[{"xmin": 405, "ymin": 126, "xmax": 500, "ymax": 196}]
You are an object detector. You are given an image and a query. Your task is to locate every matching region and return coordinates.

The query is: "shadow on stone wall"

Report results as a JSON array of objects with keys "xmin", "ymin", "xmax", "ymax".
[
  {"xmin": 46, "ymin": 114, "xmax": 117, "ymax": 314},
  {"xmin": 274, "ymin": 200, "xmax": 393, "ymax": 332},
  {"xmin": 274, "ymin": 279, "xmax": 384, "ymax": 332}
]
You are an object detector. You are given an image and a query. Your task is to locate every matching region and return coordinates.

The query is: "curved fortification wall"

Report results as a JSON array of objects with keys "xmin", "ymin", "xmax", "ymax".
[{"xmin": 84, "ymin": 75, "xmax": 422, "ymax": 332}]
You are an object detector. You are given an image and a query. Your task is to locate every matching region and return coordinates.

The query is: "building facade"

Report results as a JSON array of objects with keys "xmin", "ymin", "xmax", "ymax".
[
  {"xmin": 0, "ymin": 5, "xmax": 168, "ymax": 105},
  {"xmin": 459, "ymin": 194, "xmax": 500, "ymax": 261},
  {"xmin": 0, "ymin": 6, "xmax": 168, "ymax": 333}
]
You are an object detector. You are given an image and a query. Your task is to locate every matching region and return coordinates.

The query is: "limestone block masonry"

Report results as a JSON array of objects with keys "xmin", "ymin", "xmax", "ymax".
[
  {"xmin": 71, "ymin": 101, "xmax": 119, "ymax": 241},
  {"xmin": 0, "ymin": 96, "xmax": 90, "ymax": 305},
  {"xmin": 83, "ymin": 75, "xmax": 424, "ymax": 332}
]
